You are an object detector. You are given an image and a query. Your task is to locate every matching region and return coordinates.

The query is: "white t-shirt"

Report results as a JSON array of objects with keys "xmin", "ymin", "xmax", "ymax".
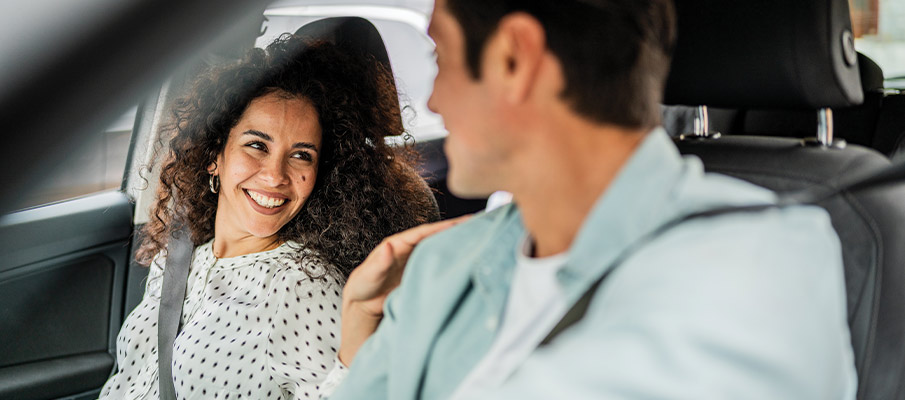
[{"xmin": 450, "ymin": 235, "xmax": 570, "ymax": 399}]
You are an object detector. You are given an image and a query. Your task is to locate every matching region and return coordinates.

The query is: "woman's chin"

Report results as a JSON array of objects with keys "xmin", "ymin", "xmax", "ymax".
[
  {"xmin": 245, "ymin": 226, "xmax": 283, "ymax": 239},
  {"xmin": 230, "ymin": 217, "xmax": 283, "ymax": 239},
  {"xmin": 237, "ymin": 208, "xmax": 302, "ymax": 239}
]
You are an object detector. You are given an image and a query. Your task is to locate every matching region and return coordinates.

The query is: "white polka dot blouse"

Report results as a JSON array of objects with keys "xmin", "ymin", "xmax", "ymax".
[{"xmin": 99, "ymin": 240, "xmax": 343, "ymax": 400}]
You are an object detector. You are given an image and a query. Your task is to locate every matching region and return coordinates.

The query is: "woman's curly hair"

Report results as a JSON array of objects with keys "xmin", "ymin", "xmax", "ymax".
[{"xmin": 136, "ymin": 34, "xmax": 438, "ymax": 279}]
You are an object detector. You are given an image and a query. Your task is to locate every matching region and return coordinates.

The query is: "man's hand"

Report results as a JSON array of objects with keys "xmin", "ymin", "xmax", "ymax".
[{"xmin": 338, "ymin": 216, "xmax": 470, "ymax": 366}]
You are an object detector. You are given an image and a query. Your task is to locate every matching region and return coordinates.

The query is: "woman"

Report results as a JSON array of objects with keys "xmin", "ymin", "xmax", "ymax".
[{"xmin": 100, "ymin": 34, "xmax": 437, "ymax": 399}]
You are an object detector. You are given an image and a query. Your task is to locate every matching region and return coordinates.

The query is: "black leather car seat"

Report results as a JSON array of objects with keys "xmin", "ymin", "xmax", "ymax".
[
  {"xmin": 664, "ymin": 1, "xmax": 905, "ymax": 398},
  {"xmin": 872, "ymin": 92, "xmax": 905, "ymax": 160}
]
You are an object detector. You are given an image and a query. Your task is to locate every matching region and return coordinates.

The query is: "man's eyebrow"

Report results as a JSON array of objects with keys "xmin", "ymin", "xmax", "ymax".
[{"xmin": 242, "ymin": 130, "xmax": 272, "ymax": 141}]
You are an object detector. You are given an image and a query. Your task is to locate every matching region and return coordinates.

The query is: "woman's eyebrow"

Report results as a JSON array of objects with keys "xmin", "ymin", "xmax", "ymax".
[
  {"xmin": 293, "ymin": 142, "xmax": 318, "ymax": 152},
  {"xmin": 243, "ymin": 130, "xmax": 272, "ymax": 141},
  {"xmin": 244, "ymin": 129, "xmax": 317, "ymax": 152}
]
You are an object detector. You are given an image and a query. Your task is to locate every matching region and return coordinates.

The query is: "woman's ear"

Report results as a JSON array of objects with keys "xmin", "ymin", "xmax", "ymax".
[{"xmin": 207, "ymin": 160, "xmax": 218, "ymax": 175}]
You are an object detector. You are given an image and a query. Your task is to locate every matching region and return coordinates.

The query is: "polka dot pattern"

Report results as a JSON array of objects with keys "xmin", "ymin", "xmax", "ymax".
[{"xmin": 99, "ymin": 240, "xmax": 342, "ymax": 399}]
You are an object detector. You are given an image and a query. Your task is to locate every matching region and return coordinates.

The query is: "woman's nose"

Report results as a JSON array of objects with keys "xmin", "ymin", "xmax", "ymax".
[{"xmin": 259, "ymin": 158, "xmax": 290, "ymax": 186}]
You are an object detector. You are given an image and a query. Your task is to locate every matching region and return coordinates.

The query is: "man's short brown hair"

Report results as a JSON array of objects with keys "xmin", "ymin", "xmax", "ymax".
[{"xmin": 445, "ymin": 0, "xmax": 676, "ymax": 130}]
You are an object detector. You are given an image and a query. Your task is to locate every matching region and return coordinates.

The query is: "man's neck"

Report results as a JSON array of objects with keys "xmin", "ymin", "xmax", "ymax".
[{"xmin": 510, "ymin": 123, "xmax": 647, "ymax": 258}]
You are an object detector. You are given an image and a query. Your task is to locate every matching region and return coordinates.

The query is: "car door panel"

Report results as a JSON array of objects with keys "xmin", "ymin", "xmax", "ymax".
[
  {"xmin": 0, "ymin": 191, "xmax": 133, "ymax": 399},
  {"xmin": 0, "ymin": 353, "xmax": 113, "ymax": 400}
]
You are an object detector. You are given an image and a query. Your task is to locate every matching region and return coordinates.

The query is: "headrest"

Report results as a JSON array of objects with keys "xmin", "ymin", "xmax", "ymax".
[
  {"xmin": 858, "ymin": 52, "xmax": 884, "ymax": 92},
  {"xmin": 663, "ymin": 0, "xmax": 863, "ymax": 110},
  {"xmin": 294, "ymin": 17, "xmax": 402, "ymax": 134},
  {"xmin": 294, "ymin": 17, "xmax": 394, "ymax": 75}
]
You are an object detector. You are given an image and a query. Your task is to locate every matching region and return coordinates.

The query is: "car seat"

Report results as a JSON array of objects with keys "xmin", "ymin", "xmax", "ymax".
[{"xmin": 664, "ymin": 0, "xmax": 905, "ymax": 398}]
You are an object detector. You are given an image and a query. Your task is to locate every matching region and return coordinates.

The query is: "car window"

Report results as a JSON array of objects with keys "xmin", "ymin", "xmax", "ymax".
[
  {"xmin": 851, "ymin": 0, "xmax": 905, "ymax": 88},
  {"xmin": 260, "ymin": 6, "xmax": 446, "ymax": 141},
  {"xmin": 15, "ymin": 106, "xmax": 136, "ymax": 211}
]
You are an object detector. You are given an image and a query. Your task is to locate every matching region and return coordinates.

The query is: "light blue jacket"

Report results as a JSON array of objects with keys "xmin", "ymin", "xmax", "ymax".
[{"xmin": 330, "ymin": 130, "xmax": 856, "ymax": 399}]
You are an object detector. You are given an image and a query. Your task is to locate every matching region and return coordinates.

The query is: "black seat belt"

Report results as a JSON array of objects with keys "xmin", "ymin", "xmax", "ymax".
[
  {"xmin": 541, "ymin": 159, "xmax": 905, "ymax": 345},
  {"xmin": 158, "ymin": 224, "xmax": 193, "ymax": 400}
]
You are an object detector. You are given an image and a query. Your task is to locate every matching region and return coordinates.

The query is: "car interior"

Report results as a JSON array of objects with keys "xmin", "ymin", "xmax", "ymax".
[
  {"xmin": 1, "ymin": 0, "xmax": 904, "ymax": 399},
  {"xmin": 663, "ymin": 2, "xmax": 905, "ymax": 398}
]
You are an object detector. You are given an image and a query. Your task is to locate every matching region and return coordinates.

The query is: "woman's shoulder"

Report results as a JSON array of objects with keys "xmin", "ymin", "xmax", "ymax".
[
  {"xmin": 262, "ymin": 241, "xmax": 343, "ymax": 291},
  {"xmin": 265, "ymin": 245, "xmax": 343, "ymax": 317}
]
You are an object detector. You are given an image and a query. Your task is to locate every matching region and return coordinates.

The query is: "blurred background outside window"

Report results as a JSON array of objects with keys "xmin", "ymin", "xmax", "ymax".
[
  {"xmin": 16, "ymin": 106, "xmax": 135, "ymax": 211},
  {"xmin": 17, "ymin": 1, "xmax": 441, "ymax": 212},
  {"xmin": 852, "ymin": 0, "xmax": 905, "ymax": 88}
]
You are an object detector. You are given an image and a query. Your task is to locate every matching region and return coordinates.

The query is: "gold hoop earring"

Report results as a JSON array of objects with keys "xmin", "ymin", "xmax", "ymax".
[{"xmin": 209, "ymin": 175, "xmax": 220, "ymax": 194}]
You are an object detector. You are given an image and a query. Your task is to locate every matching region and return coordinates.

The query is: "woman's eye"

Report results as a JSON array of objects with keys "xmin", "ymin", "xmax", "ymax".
[
  {"xmin": 246, "ymin": 141, "xmax": 266, "ymax": 151},
  {"xmin": 292, "ymin": 152, "xmax": 313, "ymax": 162}
]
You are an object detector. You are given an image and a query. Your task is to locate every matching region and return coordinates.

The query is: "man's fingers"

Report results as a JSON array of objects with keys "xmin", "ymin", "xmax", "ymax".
[
  {"xmin": 359, "ymin": 241, "xmax": 396, "ymax": 281},
  {"xmin": 382, "ymin": 241, "xmax": 403, "ymax": 285},
  {"xmin": 350, "ymin": 215, "xmax": 472, "ymax": 303},
  {"xmin": 377, "ymin": 240, "xmax": 395, "ymax": 267}
]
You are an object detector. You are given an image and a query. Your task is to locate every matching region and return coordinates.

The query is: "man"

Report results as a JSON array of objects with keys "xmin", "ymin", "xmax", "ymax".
[{"xmin": 322, "ymin": 0, "xmax": 857, "ymax": 398}]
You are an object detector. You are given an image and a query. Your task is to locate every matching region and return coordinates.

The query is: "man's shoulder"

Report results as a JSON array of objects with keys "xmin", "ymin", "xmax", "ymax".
[
  {"xmin": 607, "ymin": 202, "xmax": 842, "ymax": 308},
  {"xmin": 563, "ymin": 203, "xmax": 853, "ymax": 398},
  {"xmin": 654, "ymin": 202, "xmax": 837, "ymax": 269},
  {"xmin": 676, "ymin": 155, "xmax": 777, "ymax": 208},
  {"xmin": 417, "ymin": 204, "xmax": 522, "ymax": 256},
  {"xmin": 398, "ymin": 204, "xmax": 522, "ymax": 282},
  {"xmin": 662, "ymin": 157, "xmax": 841, "ymax": 271}
]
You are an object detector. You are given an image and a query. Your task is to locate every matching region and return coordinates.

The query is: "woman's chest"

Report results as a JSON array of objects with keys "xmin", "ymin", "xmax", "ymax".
[
  {"xmin": 181, "ymin": 261, "xmax": 289, "ymax": 319},
  {"xmin": 171, "ymin": 267, "xmax": 286, "ymax": 398}
]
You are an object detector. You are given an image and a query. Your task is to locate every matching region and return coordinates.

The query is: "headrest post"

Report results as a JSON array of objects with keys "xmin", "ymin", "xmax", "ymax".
[
  {"xmin": 817, "ymin": 108, "xmax": 834, "ymax": 146},
  {"xmin": 693, "ymin": 105, "xmax": 709, "ymax": 137},
  {"xmin": 678, "ymin": 105, "xmax": 721, "ymax": 141}
]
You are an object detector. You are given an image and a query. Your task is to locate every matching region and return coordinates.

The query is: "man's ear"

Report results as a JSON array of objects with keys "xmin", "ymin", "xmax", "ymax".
[{"xmin": 484, "ymin": 12, "xmax": 546, "ymax": 104}]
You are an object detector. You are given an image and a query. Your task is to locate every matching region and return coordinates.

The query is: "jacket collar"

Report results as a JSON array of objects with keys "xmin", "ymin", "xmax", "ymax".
[
  {"xmin": 557, "ymin": 128, "xmax": 690, "ymax": 301},
  {"xmin": 439, "ymin": 129, "xmax": 696, "ymax": 307},
  {"xmin": 466, "ymin": 128, "xmax": 693, "ymax": 302}
]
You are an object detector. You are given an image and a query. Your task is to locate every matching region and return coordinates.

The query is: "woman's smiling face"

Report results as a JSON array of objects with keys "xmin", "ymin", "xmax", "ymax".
[{"xmin": 212, "ymin": 91, "xmax": 322, "ymax": 241}]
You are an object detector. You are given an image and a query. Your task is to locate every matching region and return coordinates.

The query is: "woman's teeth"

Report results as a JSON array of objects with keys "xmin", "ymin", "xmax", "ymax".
[{"xmin": 247, "ymin": 190, "xmax": 286, "ymax": 208}]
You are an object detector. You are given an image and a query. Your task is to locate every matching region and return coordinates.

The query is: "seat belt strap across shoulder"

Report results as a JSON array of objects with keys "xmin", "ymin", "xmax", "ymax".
[
  {"xmin": 158, "ymin": 225, "xmax": 193, "ymax": 400},
  {"xmin": 540, "ymin": 203, "xmax": 776, "ymax": 346},
  {"xmin": 541, "ymin": 152, "xmax": 905, "ymax": 345}
]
